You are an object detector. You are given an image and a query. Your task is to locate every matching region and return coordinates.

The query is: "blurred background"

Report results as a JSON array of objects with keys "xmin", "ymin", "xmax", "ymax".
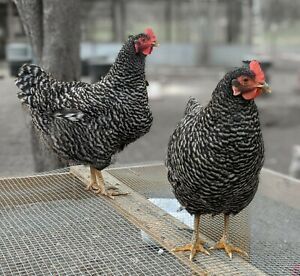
[{"xmin": 0, "ymin": 0, "xmax": 300, "ymax": 178}]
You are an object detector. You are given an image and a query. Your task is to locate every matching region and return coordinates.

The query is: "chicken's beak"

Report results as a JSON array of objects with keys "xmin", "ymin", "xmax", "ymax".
[
  {"xmin": 256, "ymin": 81, "xmax": 272, "ymax": 93},
  {"xmin": 152, "ymin": 41, "xmax": 159, "ymax": 47}
]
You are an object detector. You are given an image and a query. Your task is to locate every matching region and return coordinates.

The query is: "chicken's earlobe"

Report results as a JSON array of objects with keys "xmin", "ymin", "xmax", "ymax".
[{"xmin": 232, "ymin": 86, "xmax": 241, "ymax": 96}]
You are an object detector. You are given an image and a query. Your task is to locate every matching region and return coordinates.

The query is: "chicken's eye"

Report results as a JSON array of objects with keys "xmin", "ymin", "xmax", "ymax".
[{"xmin": 243, "ymin": 78, "xmax": 248, "ymax": 82}]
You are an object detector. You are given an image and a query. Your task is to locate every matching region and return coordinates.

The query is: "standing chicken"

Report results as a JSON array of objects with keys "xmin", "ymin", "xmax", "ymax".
[
  {"xmin": 166, "ymin": 61, "xmax": 271, "ymax": 260},
  {"xmin": 16, "ymin": 28, "xmax": 158, "ymax": 198}
]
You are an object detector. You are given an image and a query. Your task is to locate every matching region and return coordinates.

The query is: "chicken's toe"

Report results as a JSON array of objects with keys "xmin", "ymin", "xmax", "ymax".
[
  {"xmin": 172, "ymin": 241, "xmax": 210, "ymax": 261},
  {"xmin": 85, "ymin": 181, "xmax": 98, "ymax": 191},
  {"xmin": 95, "ymin": 187, "xmax": 129, "ymax": 199},
  {"xmin": 209, "ymin": 237, "xmax": 248, "ymax": 259}
]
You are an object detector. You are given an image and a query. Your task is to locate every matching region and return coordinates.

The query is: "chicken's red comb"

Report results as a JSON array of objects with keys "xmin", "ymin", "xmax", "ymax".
[
  {"xmin": 144, "ymin": 28, "xmax": 156, "ymax": 41},
  {"xmin": 249, "ymin": 60, "xmax": 265, "ymax": 82}
]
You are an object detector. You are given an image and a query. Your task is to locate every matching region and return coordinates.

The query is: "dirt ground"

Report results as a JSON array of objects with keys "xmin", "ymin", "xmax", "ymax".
[{"xmin": 1, "ymin": 65, "xmax": 300, "ymax": 178}]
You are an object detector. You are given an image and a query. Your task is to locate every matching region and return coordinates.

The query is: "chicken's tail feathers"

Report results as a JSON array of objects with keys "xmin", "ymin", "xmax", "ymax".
[
  {"xmin": 184, "ymin": 97, "xmax": 203, "ymax": 115},
  {"xmin": 15, "ymin": 64, "xmax": 48, "ymax": 106}
]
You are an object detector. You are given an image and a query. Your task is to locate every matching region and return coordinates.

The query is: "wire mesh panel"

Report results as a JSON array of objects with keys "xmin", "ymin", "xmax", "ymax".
[
  {"xmin": 0, "ymin": 173, "xmax": 196, "ymax": 275},
  {"xmin": 107, "ymin": 164, "xmax": 300, "ymax": 276},
  {"xmin": 1, "ymin": 165, "xmax": 299, "ymax": 275},
  {"xmin": 249, "ymin": 194, "xmax": 300, "ymax": 275}
]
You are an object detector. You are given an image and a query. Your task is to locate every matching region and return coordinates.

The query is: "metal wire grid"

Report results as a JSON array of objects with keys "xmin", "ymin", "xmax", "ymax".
[
  {"xmin": 1, "ymin": 166, "xmax": 299, "ymax": 276},
  {"xmin": 107, "ymin": 164, "xmax": 300, "ymax": 276},
  {"xmin": 249, "ymin": 194, "xmax": 300, "ymax": 276},
  {"xmin": 0, "ymin": 173, "xmax": 196, "ymax": 276}
]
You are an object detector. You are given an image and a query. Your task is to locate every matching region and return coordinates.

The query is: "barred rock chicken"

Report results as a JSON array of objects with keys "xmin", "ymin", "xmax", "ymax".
[
  {"xmin": 166, "ymin": 61, "xmax": 271, "ymax": 260},
  {"xmin": 16, "ymin": 28, "xmax": 158, "ymax": 198}
]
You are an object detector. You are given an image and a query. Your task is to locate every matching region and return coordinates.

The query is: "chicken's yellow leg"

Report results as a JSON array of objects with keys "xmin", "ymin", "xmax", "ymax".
[
  {"xmin": 172, "ymin": 214, "xmax": 210, "ymax": 261},
  {"xmin": 209, "ymin": 214, "xmax": 248, "ymax": 259},
  {"xmin": 93, "ymin": 169, "xmax": 128, "ymax": 199},
  {"xmin": 85, "ymin": 166, "xmax": 98, "ymax": 191}
]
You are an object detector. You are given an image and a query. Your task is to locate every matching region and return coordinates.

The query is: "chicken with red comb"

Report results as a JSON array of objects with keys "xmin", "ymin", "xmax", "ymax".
[
  {"xmin": 166, "ymin": 60, "xmax": 271, "ymax": 261},
  {"xmin": 16, "ymin": 29, "xmax": 158, "ymax": 199}
]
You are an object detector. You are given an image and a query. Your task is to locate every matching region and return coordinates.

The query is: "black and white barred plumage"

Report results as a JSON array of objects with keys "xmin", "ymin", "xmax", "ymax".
[
  {"xmin": 16, "ymin": 34, "xmax": 153, "ymax": 170},
  {"xmin": 166, "ymin": 67, "xmax": 264, "ymax": 216}
]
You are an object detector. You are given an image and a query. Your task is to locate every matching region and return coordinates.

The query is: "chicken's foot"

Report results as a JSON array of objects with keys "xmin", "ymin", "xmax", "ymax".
[
  {"xmin": 93, "ymin": 168, "xmax": 128, "ymax": 199},
  {"xmin": 209, "ymin": 214, "xmax": 248, "ymax": 259},
  {"xmin": 172, "ymin": 214, "xmax": 210, "ymax": 261}
]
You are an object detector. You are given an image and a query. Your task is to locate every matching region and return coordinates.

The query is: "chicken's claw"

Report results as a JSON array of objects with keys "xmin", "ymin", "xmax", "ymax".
[
  {"xmin": 209, "ymin": 237, "xmax": 248, "ymax": 259},
  {"xmin": 88, "ymin": 167, "xmax": 129, "ymax": 199},
  {"xmin": 95, "ymin": 188, "xmax": 129, "ymax": 199},
  {"xmin": 85, "ymin": 181, "xmax": 98, "ymax": 191},
  {"xmin": 172, "ymin": 240, "xmax": 210, "ymax": 261}
]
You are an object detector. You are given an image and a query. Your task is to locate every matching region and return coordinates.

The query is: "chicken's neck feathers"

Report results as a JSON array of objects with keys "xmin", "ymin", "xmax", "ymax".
[
  {"xmin": 100, "ymin": 39, "xmax": 146, "ymax": 86},
  {"xmin": 205, "ymin": 79, "xmax": 258, "ymax": 120},
  {"xmin": 91, "ymin": 40, "xmax": 148, "ymax": 108}
]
